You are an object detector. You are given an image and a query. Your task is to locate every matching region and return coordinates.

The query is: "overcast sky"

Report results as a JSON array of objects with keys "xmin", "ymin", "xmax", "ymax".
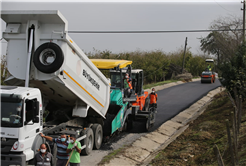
[{"xmin": 0, "ymin": 0, "xmax": 242, "ymax": 56}]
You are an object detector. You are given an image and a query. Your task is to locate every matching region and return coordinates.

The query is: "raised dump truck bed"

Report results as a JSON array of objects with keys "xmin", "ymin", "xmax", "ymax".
[{"xmin": 1, "ymin": 10, "xmax": 110, "ymax": 118}]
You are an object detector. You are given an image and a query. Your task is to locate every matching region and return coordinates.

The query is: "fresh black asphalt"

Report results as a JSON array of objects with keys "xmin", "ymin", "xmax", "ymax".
[{"xmin": 130, "ymin": 79, "xmax": 221, "ymax": 133}]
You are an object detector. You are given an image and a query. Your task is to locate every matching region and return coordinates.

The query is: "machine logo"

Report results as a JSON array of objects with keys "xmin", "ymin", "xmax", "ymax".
[{"xmin": 83, "ymin": 69, "xmax": 100, "ymax": 90}]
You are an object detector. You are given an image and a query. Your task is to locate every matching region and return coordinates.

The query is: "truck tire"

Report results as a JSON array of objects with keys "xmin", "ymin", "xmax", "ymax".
[
  {"xmin": 28, "ymin": 134, "xmax": 45, "ymax": 165},
  {"xmin": 32, "ymin": 135, "xmax": 45, "ymax": 153},
  {"xmin": 92, "ymin": 124, "xmax": 103, "ymax": 150},
  {"xmin": 52, "ymin": 143, "xmax": 57, "ymax": 166},
  {"xmin": 45, "ymin": 142, "xmax": 51, "ymax": 153},
  {"xmin": 81, "ymin": 128, "xmax": 94, "ymax": 155},
  {"xmin": 33, "ymin": 42, "xmax": 64, "ymax": 74}
]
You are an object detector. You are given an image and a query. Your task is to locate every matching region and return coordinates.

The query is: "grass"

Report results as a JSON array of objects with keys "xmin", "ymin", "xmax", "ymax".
[
  {"xmin": 150, "ymin": 91, "xmax": 246, "ymax": 166},
  {"xmin": 98, "ymin": 146, "xmax": 128, "ymax": 165}
]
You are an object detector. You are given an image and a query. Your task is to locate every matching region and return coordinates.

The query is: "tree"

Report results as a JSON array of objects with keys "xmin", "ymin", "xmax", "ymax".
[
  {"xmin": 200, "ymin": 31, "xmax": 222, "ymax": 64},
  {"xmin": 200, "ymin": 16, "xmax": 243, "ymax": 66},
  {"xmin": 220, "ymin": 42, "xmax": 246, "ymax": 99}
]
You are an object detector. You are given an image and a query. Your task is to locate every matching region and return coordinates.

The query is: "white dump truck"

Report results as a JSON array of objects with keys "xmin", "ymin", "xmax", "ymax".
[{"xmin": 0, "ymin": 10, "xmax": 113, "ymax": 165}]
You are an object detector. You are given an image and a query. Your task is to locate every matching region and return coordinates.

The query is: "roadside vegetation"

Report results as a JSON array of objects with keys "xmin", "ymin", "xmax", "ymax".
[
  {"xmin": 151, "ymin": 91, "xmax": 246, "ymax": 166},
  {"xmin": 86, "ymin": 48, "xmax": 208, "ymax": 84}
]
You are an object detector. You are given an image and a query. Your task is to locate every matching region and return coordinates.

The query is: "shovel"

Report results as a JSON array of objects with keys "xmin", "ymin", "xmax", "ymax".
[{"xmin": 65, "ymin": 149, "xmax": 74, "ymax": 166}]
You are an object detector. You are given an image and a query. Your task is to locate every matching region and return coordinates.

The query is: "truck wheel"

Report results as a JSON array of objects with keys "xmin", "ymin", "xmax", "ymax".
[
  {"xmin": 52, "ymin": 143, "xmax": 57, "ymax": 166},
  {"xmin": 92, "ymin": 124, "xmax": 103, "ymax": 150},
  {"xmin": 81, "ymin": 128, "xmax": 94, "ymax": 155},
  {"xmin": 32, "ymin": 134, "xmax": 45, "ymax": 154},
  {"xmin": 28, "ymin": 134, "xmax": 45, "ymax": 165},
  {"xmin": 33, "ymin": 42, "xmax": 64, "ymax": 74},
  {"xmin": 45, "ymin": 142, "xmax": 51, "ymax": 153}
]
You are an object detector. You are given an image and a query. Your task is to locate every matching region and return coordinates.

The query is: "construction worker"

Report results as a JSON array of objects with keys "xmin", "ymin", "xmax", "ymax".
[
  {"xmin": 125, "ymin": 73, "xmax": 133, "ymax": 97},
  {"xmin": 40, "ymin": 133, "xmax": 69, "ymax": 166},
  {"xmin": 207, "ymin": 64, "xmax": 211, "ymax": 71},
  {"xmin": 66, "ymin": 134, "xmax": 81, "ymax": 166},
  {"xmin": 149, "ymin": 88, "xmax": 158, "ymax": 111},
  {"xmin": 34, "ymin": 144, "xmax": 54, "ymax": 166}
]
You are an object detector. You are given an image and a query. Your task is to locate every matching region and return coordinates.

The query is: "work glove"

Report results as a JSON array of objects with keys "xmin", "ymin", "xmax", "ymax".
[{"xmin": 71, "ymin": 143, "xmax": 77, "ymax": 150}]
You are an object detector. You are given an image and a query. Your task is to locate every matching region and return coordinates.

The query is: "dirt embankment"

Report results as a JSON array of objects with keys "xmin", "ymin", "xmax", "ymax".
[{"xmin": 151, "ymin": 91, "xmax": 246, "ymax": 166}]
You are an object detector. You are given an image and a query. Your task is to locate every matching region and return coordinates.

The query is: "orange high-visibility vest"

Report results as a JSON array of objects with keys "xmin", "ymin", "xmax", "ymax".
[
  {"xmin": 127, "ymin": 80, "xmax": 132, "ymax": 89},
  {"xmin": 149, "ymin": 93, "xmax": 158, "ymax": 104}
]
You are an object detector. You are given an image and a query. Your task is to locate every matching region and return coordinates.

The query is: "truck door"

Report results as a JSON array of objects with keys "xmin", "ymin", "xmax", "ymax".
[{"xmin": 19, "ymin": 97, "xmax": 41, "ymax": 154}]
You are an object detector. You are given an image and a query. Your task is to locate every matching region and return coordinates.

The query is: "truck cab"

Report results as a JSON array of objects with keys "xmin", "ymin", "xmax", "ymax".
[{"xmin": 1, "ymin": 86, "xmax": 43, "ymax": 166}]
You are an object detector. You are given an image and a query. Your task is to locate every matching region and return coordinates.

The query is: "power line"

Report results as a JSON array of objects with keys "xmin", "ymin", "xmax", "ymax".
[
  {"xmin": 1, "ymin": 29, "xmax": 243, "ymax": 43},
  {"xmin": 68, "ymin": 29, "xmax": 243, "ymax": 33},
  {"xmin": 0, "ymin": 29, "xmax": 242, "ymax": 42},
  {"xmin": 213, "ymin": 0, "xmax": 238, "ymax": 12}
]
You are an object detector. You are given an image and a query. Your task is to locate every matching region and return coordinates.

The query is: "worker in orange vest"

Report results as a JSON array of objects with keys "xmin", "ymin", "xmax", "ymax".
[
  {"xmin": 149, "ymin": 88, "xmax": 158, "ymax": 110},
  {"xmin": 125, "ymin": 73, "xmax": 133, "ymax": 97}
]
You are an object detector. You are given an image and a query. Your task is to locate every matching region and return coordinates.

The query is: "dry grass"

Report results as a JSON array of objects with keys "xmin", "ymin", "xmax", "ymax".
[{"xmin": 151, "ymin": 91, "xmax": 246, "ymax": 166}]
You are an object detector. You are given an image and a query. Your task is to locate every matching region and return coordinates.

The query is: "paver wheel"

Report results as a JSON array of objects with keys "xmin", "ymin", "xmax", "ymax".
[{"xmin": 145, "ymin": 118, "xmax": 151, "ymax": 132}]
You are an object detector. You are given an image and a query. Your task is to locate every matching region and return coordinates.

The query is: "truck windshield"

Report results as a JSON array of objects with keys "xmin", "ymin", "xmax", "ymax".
[
  {"xmin": 1, "ymin": 101, "xmax": 23, "ymax": 127},
  {"xmin": 111, "ymin": 73, "xmax": 122, "ymax": 88}
]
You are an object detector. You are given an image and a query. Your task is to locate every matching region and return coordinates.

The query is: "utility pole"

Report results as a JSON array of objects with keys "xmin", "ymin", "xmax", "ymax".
[
  {"xmin": 242, "ymin": 0, "xmax": 245, "ymax": 42},
  {"xmin": 181, "ymin": 37, "xmax": 187, "ymax": 74}
]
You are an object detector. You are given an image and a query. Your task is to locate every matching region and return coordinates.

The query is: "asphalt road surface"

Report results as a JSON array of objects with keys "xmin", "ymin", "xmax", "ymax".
[
  {"xmin": 152, "ymin": 78, "xmax": 221, "ymax": 131},
  {"xmin": 80, "ymin": 79, "xmax": 222, "ymax": 165}
]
